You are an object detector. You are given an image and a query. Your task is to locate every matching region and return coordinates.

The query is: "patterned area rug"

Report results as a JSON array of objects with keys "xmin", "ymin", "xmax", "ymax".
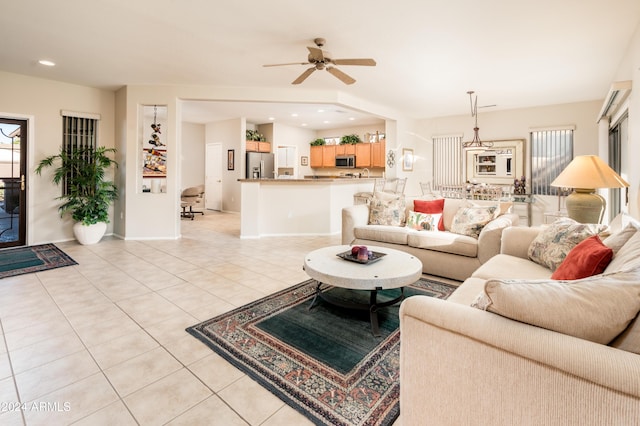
[
  {"xmin": 0, "ymin": 244, "xmax": 77, "ymax": 279},
  {"xmin": 187, "ymin": 277, "xmax": 457, "ymax": 426}
]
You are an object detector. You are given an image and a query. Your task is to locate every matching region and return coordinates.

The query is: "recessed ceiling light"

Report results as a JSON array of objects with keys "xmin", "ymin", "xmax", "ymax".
[
  {"xmin": 348, "ymin": 117, "xmax": 355, "ymax": 121},
  {"xmin": 38, "ymin": 59, "xmax": 56, "ymax": 67},
  {"xmin": 301, "ymin": 123, "xmax": 308, "ymax": 127},
  {"xmin": 317, "ymin": 109, "xmax": 325, "ymax": 113},
  {"xmin": 291, "ymin": 113, "xmax": 298, "ymax": 117},
  {"xmin": 268, "ymin": 117, "xmax": 275, "ymax": 121},
  {"xmin": 323, "ymin": 120, "xmax": 330, "ymax": 124}
]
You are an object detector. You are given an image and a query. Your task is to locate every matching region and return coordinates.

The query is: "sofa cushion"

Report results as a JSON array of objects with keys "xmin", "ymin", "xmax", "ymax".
[
  {"xmin": 609, "ymin": 313, "xmax": 640, "ymax": 355},
  {"xmin": 407, "ymin": 231, "xmax": 478, "ymax": 257},
  {"xmin": 406, "ymin": 210, "xmax": 441, "ymax": 231},
  {"xmin": 368, "ymin": 191, "xmax": 406, "ymax": 226},
  {"xmin": 354, "ymin": 225, "xmax": 410, "ymax": 245},
  {"xmin": 603, "ymin": 222, "xmax": 640, "ymax": 254},
  {"xmin": 605, "ymin": 230, "xmax": 640, "ymax": 273},
  {"xmin": 471, "ymin": 271, "xmax": 640, "ymax": 345},
  {"xmin": 450, "ymin": 205, "xmax": 498, "ymax": 239},
  {"xmin": 551, "ymin": 235, "xmax": 613, "ymax": 280},
  {"xmin": 527, "ymin": 218, "xmax": 608, "ymax": 271},
  {"xmin": 413, "ymin": 199, "xmax": 445, "ymax": 231},
  {"xmin": 471, "ymin": 254, "xmax": 552, "ymax": 281}
]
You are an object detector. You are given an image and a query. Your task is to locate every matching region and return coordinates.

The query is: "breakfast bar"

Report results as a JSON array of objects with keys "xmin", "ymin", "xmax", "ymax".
[{"xmin": 239, "ymin": 178, "xmax": 375, "ymax": 238}]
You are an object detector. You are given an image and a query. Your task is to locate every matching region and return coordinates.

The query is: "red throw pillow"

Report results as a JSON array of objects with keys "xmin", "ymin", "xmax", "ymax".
[
  {"xmin": 551, "ymin": 235, "xmax": 613, "ymax": 280},
  {"xmin": 414, "ymin": 199, "xmax": 445, "ymax": 231}
]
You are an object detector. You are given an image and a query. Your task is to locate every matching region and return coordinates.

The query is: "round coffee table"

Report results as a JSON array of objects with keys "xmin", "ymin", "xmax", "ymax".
[{"xmin": 303, "ymin": 245, "xmax": 423, "ymax": 336}]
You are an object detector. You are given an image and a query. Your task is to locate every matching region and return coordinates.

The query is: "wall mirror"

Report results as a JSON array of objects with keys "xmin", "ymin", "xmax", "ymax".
[{"xmin": 465, "ymin": 139, "xmax": 524, "ymax": 185}]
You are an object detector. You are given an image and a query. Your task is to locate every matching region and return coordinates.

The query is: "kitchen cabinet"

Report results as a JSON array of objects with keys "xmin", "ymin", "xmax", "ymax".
[
  {"xmin": 335, "ymin": 144, "xmax": 356, "ymax": 156},
  {"xmin": 310, "ymin": 146, "xmax": 324, "ymax": 168},
  {"xmin": 322, "ymin": 145, "xmax": 336, "ymax": 167},
  {"xmin": 246, "ymin": 141, "xmax": 272, "ymax": 152},
  {"xmin": 355, "ymin": 143, "xmax": 371, "ymax": 168},
  {"xmin": 277, "ymin": 146, "xmax": 296, "ymax": 167},
  {"xmin": 371, "ymin": 141, "xmax": 386, "ymax": 168}
]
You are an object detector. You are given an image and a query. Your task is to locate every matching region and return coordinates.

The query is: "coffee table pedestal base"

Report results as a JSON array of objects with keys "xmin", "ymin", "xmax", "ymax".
[{"xmin": 308, "ymin": 281, "xmax": 405, "ymax": 337}]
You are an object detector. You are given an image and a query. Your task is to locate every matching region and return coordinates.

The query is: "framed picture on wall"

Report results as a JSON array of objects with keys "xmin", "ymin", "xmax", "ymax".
[
  {"xmin": 228, "ymin": 149, "xmax": 234, "ymax": 170},
  {"xmin": 402, "ymin": 148, "xmax": 414, "ymax": 171},
  {"xmin": 301, "ymin": 156, "xmax": 308, "ymax": 166}
]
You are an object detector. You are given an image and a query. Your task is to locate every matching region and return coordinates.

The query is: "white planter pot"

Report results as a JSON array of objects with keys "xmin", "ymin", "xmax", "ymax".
[{"xmin": 73, "ymin": 222, "xmax": 107, "ymax": 245}]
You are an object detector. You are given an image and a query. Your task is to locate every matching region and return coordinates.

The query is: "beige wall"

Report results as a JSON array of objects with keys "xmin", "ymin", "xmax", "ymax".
[
  {"xmin": 181, "ymin": 122, "xmax": 206, "ymax": 189},
  {"xmin": 0, "ymin": 71, "xmax": 115, "ymax": 244}
]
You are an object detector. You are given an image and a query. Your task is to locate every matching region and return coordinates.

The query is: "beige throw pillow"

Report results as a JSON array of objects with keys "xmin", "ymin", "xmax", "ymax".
[
  {"xmin": 450, "ymin": 205, "xmax": 497, "ymax": 239},
  {"xmin": 471, "ymin": 271, "xmax": 640, "ymax": 344},
  {"xmin": 368, "ymin": 192, "xmax": 406, "ymax": 226},
  {"xmin": 527, "ymin": 218, "xmax": 608, "ymax": 271}
]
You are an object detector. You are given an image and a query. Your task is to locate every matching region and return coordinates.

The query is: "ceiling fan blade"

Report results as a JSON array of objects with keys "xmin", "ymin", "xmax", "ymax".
[
  {"xmin": 326, "ymin": 66, "xmax": 355, "ymax": 85},
  {"xmin": 307, "ymin": 46, "xmax": 325, "ymax": 62},
  {"xmin": 292, "ymin": 67, "xmax": 316, "ymax": 84},
  {"xmin": 263, "ymin": 62, "xmax": 309, "ymax": 67},
  {"xmin": 332, "ymin": 58, "xmax": 377, "ymax": 66}
]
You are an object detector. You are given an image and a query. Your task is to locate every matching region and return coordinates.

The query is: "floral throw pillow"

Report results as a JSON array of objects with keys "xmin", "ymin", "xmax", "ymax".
[
  {"xmin": 450, "ymin": 206, "xmax": 497, "ymax": 239},
  {"xmin": 368, "ymin": 192, "xmax": 406, "ymax": 226},
  {"xmin": 406, "ymin": 210, "xmax": 442, "ymax": 231},
  {"xmin": 527, "ymin": 218, "xmax": 609, "ymax": 271}
]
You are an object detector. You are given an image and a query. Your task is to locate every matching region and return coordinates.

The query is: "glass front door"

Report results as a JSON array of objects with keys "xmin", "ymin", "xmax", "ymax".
[{"xmin": 0, "ymin": 118, "xmax": 27, "ymax": 248}]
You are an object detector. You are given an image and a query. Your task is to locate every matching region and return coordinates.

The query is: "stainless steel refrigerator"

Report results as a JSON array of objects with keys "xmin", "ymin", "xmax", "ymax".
[{"xmin": 246, "ymin": 152, "xmax": 275, "ymax": 179}]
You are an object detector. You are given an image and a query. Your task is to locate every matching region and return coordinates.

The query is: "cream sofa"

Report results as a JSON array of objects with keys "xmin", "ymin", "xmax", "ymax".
[
  {"xmin": 400, "ymin": 223, "xmax": 640, "ymax": 425},
  {"xmin": 342, "ymin": 197, "xmax": 519, "ymax": 281}
]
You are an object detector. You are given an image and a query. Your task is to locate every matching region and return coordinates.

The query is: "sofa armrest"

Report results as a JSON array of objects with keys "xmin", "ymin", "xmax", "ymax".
[
  {"xmin": 341, "ymin": 204, "xmax": 370, "ymax": 244},
  {"xmin": 500, "ymin": 226, "xmax": 542, "ymax": 258},
  {"xmin": 400, "ymin": 296, "xmax": 640, "ymax": 425},
  {"xmin": 476, "ymin": 213, "xmax": 519, "ymax": 264}
]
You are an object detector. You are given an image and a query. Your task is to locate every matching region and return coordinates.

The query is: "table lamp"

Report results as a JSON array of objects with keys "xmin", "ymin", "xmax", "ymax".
[{"xmin": 550, "ymin": 155, "xmax": 629, "ymax": 223}]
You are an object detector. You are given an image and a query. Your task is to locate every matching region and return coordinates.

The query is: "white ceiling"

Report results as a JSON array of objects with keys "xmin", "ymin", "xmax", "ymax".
[{"xmin": 1, "ymin": 0, "xmax": 639, "ymax": 129}]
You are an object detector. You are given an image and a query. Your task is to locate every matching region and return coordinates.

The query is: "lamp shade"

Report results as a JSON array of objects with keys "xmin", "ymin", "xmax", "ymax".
[
  {"xmin": 551, "ymin": 155, "xmax": 628, "ymax": 224},
  {"xmin": 550, "ymin": 155, "xmax": 629, "ymax": 189}
]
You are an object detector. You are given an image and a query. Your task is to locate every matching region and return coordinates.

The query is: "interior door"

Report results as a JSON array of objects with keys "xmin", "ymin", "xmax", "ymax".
[
  {"xmin": 205, "ymin": 143, "xmax": 222, "ymax": 210},
  {"xmin": 0, "ymin": 118, "xmax": 27, "ymax": 248}
]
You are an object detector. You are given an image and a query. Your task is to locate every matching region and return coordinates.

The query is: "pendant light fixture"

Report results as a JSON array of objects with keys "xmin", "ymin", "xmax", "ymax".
[{"xmin": 463, "ymin": 91, "xmax": 493, "ymax": 149}]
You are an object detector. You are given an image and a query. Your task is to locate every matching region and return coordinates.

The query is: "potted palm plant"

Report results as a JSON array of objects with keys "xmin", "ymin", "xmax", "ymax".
[{"xmin": 35, "ymin": 146, "xmax": 118, "ymax": 245}]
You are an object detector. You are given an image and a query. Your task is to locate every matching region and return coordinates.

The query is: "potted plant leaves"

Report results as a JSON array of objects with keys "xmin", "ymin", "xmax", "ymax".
[{"xmin": 35, "ymin": 146, "xmax": 118, "ymax": 245}]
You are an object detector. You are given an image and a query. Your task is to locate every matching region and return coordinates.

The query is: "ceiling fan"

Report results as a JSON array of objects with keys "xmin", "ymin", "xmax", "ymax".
[{"xmin": 263, "ymin": 38, "xmax": 376, "ymax": 85}]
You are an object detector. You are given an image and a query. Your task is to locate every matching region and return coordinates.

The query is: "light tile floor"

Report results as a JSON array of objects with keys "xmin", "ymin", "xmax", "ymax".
[{"xmin": 0, "ymin": 211, "xmax": 348, "ymax": 425}]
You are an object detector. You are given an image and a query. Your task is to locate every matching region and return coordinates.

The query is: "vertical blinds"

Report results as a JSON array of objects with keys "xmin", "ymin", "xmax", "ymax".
[
  {"xmin": 433, "ymin": 135, "xmax": 463, "ymax": 187},
  {"xmin": 530, "ymin": 129, "xmax": 573, "ymax": 196}
]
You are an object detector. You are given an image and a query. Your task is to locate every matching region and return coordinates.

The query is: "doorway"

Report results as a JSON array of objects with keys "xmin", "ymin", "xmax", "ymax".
[
  {"xmin": 205, "ymin": 143, "xmax": 223, "ymax": 211},
  {"xmin": 0, "ymin": 118, "xmax": 27, "ymax": 248}
]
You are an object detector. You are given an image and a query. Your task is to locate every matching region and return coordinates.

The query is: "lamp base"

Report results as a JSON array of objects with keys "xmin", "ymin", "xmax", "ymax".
[{"xmin": 565, "ymin": 188, "xmax": 605, "ymax": 224}]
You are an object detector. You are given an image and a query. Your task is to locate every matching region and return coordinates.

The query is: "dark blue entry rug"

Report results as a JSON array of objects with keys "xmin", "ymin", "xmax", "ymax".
[
  {"xmin": 0, "ymin": 244, "xmax": 77, "ymax": 279},
  {"xmin": 186, "ymin": 277, "xmax": 457, "ymax": 426}
]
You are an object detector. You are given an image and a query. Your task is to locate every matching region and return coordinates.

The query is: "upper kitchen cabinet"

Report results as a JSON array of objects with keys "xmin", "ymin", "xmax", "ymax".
[
  {"xmin": 335, "ymin": 144, "xmax": 356, "ymax": 156},
  {"xmin": 310, "ymin": 146, "xmax": 324, "ymax": 168},
  {"xmin": 277, "ymin": 146, "xmax": 297, "ymax": 168},
  {"xmin": 355, "ymin": 143, "xmax": 371, "ymax": 168},
  {"xmin": 371, "ymin": 141, "xmax": 386, "ymax": 168},
  {"xmin": 246, "ymin": 141, "xmax": 271, "ymax": 152}
]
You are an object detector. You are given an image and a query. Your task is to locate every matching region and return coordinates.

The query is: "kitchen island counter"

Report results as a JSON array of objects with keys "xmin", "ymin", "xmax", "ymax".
[{"xmin": 239, "ymin": 178, "xmax": 375, "ymax": 238}]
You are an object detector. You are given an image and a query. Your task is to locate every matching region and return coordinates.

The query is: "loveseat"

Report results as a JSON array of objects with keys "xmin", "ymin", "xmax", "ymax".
[
  {"xmin": 342, "ymin": 196, "xmax": 519, "ymax": 281},
  {"xmin": 400, "ymin": 218, "xmax": 640, "ymax": 425}
]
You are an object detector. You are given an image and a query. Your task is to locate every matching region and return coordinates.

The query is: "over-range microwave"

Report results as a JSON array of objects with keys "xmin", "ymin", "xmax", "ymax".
[{"xmin": 336, "ymin": 155, "xmax": 356, "ymax": 168}]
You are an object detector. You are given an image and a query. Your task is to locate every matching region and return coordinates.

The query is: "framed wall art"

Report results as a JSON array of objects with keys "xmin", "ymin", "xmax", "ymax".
[
  {"xmin": 402, "ymin": 148, "xmax": 414, "ymax": 171},
  {"xmin": 228, "ymin": 149, "xmax": 235, "ymax": 170},
  {"xmin": 301, "ymin": 156, "xmax": 309, "ymax": 166}
]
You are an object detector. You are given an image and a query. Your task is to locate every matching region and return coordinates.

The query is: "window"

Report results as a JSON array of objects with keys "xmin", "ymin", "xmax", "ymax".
[
  {"xmin": 62, "ymin": 113, "xmax": 99, "ymax": 195},
  {"xmin": 530, "ymin": 128, "xmax": 573, "ymax": 195}
]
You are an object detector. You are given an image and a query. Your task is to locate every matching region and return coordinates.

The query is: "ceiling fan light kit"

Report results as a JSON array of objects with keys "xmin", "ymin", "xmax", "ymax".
[{"xmin": 264, "ymin": 37, "xmax": 376, "ymax": 85}]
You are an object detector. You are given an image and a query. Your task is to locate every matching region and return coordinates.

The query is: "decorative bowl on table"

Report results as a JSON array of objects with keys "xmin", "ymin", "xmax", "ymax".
[{"xmin": 337, "ymin": 248, "xmax": 386, "ymax": 264}]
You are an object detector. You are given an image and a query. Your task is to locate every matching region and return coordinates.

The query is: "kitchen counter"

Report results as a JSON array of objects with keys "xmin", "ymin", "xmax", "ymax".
[
  {"xmin": 239, "ymin": 178, "xmax": 375, "ymax": 238},
  {"xmin": 238, "ymin": 177, "xmax": 379, "ymax": 183}
]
